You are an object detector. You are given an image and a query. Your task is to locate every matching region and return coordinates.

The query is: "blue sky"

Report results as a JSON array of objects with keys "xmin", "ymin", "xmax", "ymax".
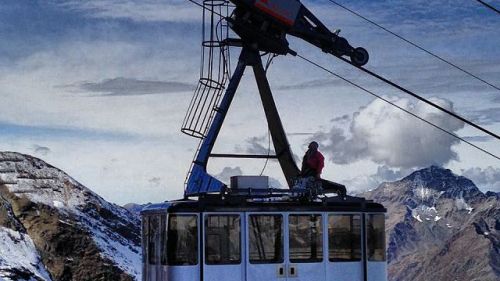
[{"xmin": 1, "ymin": 0, "xmax": 499, "ymax": 204}]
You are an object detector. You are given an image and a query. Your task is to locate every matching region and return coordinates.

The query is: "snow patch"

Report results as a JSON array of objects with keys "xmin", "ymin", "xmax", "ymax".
[
  {"xmin": 413, "ymin": 214, "xmax": 423, "ymax": 222},
  {"xmin": 0, "ymin": 227, "xmax": 52, "ymax": 281},
  {"xmin": 455, "ymin": 198, "xmax": 473, "ymax": 214},
  {"xmin": 53, "ymin": 200, "xmax": 64, "ymax": 208},
  {"xmin": 411, "ymin": 204, "xmax": 440, "ymax": 223}
]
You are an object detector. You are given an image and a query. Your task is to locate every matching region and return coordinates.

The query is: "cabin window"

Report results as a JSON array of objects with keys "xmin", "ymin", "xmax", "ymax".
[
  {"xmin": 328, "ymin": 214, "xmax": 361, "ymax": 261},
  {"xmin": 366, "ymin": 214, "xmax": 386, "ymax": 262},
  {"xmin": 205, "ymin": 215, "xmax": 241, "ymax": 265},
  {"xmin": 160, "ymin": 215, "xmax": 167, "ymax": 265},
  {"xmin": 249, "ymin": 215, "xmax": 283, "ymax": 264},
  {"xmin": 148, "ymin": 215, "xmax": 159, "ymax": 265},
  {"xmin": 142, "ymin": 216, "xmax": 149, "ymax": 264},
  {"xmin": 289, "ymin": 214, "xmax": 323, "ymax": 263},
  {"xmin": 167, "ymin": 215, "xmax": 198, "ymax": 265}
]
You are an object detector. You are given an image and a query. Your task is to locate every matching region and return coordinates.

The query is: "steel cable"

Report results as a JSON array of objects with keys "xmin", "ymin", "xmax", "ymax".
[
  {"xmin": 296, "ymin": 53, "xmax": 500, "ymax": 161},
  {"xmin": 475, "ymin": 0, "xmax": 500, "ymax": 14},
  {"xmin": 326, "ymin": 0, "xmax": 500, "ymax": 92}
]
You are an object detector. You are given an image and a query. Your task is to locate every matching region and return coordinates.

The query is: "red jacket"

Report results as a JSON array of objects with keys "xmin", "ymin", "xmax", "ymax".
[{"xmin": 306, "ymin": 150, "xmax": 324, "ymax": 175}]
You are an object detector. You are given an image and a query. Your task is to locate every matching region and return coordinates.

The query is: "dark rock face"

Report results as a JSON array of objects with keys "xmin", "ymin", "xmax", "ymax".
[
  {"xmin": 363, "ymin": 166, "xmax": 500, "ymax": 281},
  {"xmin": 0, "ymin": 152, "xmax": 141, "ymax": 281}
]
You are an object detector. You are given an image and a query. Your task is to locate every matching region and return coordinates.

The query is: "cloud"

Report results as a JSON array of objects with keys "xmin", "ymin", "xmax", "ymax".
[
  {"xmin": 213, "ymin": 166, "xmax": 283, "ymax": 188},
  {"xmin": 59, "ymin": 0, "xmax": 200, "ymax": 23},
  {"xmin": 33, "ymin": 145, "xmax": 51, "ymax": 156},
  {"xmin": 235, "ymin": 135, "xmax": 302, "ymax": 163},
  {"xmin": 276, "ymin": 78, "xmax": 344, "ymax": 91},
  {"xmin": 67, "ymin": 77, "xmax": 194, "ymax": 96},
  {"xmin": 214, "ymin": 166, "xmax": 243, "ymax": 183},
  {"xmin": 345, "ymin": 165, "xmax": 416, "ymax": 194},
  {"xmin": 148, "ymin": 177, "xmax": 161, "ymax": 186},
  {"xmin": 312, "ymin": 97, "xmax": 465, "ymax": 169},
  {"xmin": 235, "ymin": 136, "xmax": 273, "ymax": 155},
  {"xmin": 466, "ymin": 107, "xmax": 500, "ymax": 126},
  {"xmin": 462, "ymin": 135, "xmax": 494, "ymax": 142},
  {"xmin": 461, "ymin": 166, "xmax": 500, "ymax": 192}
]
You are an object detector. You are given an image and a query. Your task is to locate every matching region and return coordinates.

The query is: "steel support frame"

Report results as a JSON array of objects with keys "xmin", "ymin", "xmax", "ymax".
[{"xmin": 185, "ymin": 47, "xmax": 299, "ymax": 196}]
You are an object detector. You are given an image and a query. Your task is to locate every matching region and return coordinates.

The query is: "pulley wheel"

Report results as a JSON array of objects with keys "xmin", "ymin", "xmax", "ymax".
[{"xmin": 350, "ymin": 47, "xmax": 369, "ymax": 66}]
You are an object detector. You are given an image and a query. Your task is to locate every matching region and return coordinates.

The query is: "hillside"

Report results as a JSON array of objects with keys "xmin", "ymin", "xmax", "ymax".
[
  {"xmin": 362, "ymin": 166, "xmax": 499, "ymax": 281},
  {"xmin": 0, "ymin": 152, "xmax": 141, "ymax": 281}
]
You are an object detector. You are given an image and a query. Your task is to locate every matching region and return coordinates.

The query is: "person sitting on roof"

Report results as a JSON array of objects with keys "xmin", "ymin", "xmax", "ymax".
[{"xmin": 300, "ymin": 141, "xmax": 324, "ymax": 179}]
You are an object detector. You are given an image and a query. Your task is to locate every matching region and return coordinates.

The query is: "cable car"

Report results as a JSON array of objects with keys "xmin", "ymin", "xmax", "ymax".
[
  {"xmin": 142, "ymin": 1, "xmax": 385, "ymax": 280},
  {"xmin": 141, "ymin": 176, "xmax": 387, "ymax": 281}
]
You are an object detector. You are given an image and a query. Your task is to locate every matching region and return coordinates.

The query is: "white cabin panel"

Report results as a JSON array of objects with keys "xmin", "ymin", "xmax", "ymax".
[
  {"xmin": 165, "ymin": 265, "xmax": 200, "ymax": 281},
  {"xmin": 327, "ymin": 262, "xmax": 363, "ymax": 281},
  {"xmin": 367, "ymin": 262, "xmax": 387, "ymax": 281}
]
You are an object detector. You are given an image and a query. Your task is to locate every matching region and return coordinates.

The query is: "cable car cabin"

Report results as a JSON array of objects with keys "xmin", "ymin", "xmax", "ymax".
[{"xmin": 141, "ymin": 189, "xmax": 387, "ymax": 281}]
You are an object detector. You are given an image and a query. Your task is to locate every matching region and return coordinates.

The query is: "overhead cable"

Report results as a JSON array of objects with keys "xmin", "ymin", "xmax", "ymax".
[
  {"xmin": 186, "ymin": 0, "xmax": 500, "ymax": 160},
  {"xmin": 326, "ymin": 0, "xmax": 500, "ymax": 92},
  {"xmin": 296, "ymin": 53, "xmax": 500, "ymax": 161},
  {"xmin": 335, "ymin": 55, "xmax": 500, "ymax": 140},
  {"xmin": 475, "ymin": 0, "xmax": 500, "ymax": 14}
]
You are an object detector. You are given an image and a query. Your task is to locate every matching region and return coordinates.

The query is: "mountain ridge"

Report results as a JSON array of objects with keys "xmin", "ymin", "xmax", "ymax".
[
  {"xmin": 362, "ymin": 165, "xmax": 499, "ymax": 281},
  {"xmin": 0, "ymin": 151, "xmax": 141, "ymax": 281}
]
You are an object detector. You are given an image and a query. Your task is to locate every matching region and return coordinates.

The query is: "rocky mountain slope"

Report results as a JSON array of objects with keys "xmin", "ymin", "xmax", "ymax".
[
  {"xmin": 0, "ymin": 152, "xmax": 141, "ymax": 281},
  {"xmin": 363, "ymin": 166, "xmax": 499, "ymax": 281}
]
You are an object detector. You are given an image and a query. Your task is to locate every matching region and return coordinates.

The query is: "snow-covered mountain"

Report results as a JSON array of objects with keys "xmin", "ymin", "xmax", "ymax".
[
  {"xmin": 2, "ymin": 152, "xmax": 498, "ymax": 281},
  {"xmin": 0, "ymin": 152, "xmax": 141, "ymax": 281},
  {"xmin": 362, "ymin": 165, "xmax": 499, "ymax": 281}
]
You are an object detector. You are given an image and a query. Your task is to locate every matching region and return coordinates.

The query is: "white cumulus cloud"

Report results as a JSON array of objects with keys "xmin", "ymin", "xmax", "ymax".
[
  {"xmin": 59, "ymin": 0, "xmax": 200, "ymax": 23},
  {"xmin": 313, "ymin": 97, "xmax": 465, "ymax": 169},
  {"xmin": 461, "ymin": 166, "xmax": 500, "ymax": 192}
]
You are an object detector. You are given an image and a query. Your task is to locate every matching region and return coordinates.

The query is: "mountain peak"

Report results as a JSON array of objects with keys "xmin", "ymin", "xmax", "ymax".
[
  {"xmin": 0, "ymin": 151, "xmax": 141, "ymax": 280},
  {"xmin": 401, "ymin": 165, "xmax": 484, "ymax": 200}
]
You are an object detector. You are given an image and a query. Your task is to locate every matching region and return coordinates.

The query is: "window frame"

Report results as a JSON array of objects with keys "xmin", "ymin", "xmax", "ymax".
[
  {"xmin": 142, "ymin": 215, "xmax": 149, "ymax": 265},
  {"xmin": 248, "ymin": 213, "xmax": 284, "ymax": 264},
  {"xmin": 366, "ymin": 213, "xmax": 386, "ymax": 262},
  {"xmin": 204, "ymin": 213, "xmax": 242, "ymax": 265},
  {"xmin": 148, "ymin": 214, "xmax": 160, "ymax": 265},
  {"xmin": 166, "ymin": 213, "xmax": 199, "ymax": 266},
  {"xmin": 288, "ymin": 213, "xmax": 324, "ymax": 263},
  {"xmin": 327, "ymin": 213, "xmax": 362, "ymax": 262}
]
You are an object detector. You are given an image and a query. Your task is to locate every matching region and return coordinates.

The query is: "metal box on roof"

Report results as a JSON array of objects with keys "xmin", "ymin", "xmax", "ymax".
[{"xmin": 230, "ymin": 175, "xmax": 269, "ymax": 189}]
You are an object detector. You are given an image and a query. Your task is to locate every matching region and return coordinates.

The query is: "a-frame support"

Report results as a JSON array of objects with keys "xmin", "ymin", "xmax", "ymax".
[{"xmin": 185, "ymin": 47, "xmax": 345, "ymax": 197}]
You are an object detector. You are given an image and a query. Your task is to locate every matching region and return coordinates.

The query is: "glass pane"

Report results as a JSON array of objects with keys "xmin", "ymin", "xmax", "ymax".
[
  {"xmin": 148, "ymin": 215, "xmax": 159, "ymax": 265},
  {"xmin": 289, "ymin": 214, "xmax": 323, "ymax": 263},
  {"xmin": 205, "ymin": 215, "xmax": 241, "ymax": 264},
  {"xmin": 167, "ymin": 215, "xmax": 198, "ymax": 265},
  {"xmin": 160, "ymin": 215, "xmax": 167, "ymax": 265},
  {"xmin": 249, "ymin": 215, "xmax": 283, "ymax": 264},
  {"xmin": 367, "ymin": 214, "xmax": 386, "ymax": 262},
  {"xmin": 142, "ymin": 216, "xmax": 149, "ymax": 264},
  {"xmin": 329, "ymin": 215, "xmax": 361, "ymax": 261}
]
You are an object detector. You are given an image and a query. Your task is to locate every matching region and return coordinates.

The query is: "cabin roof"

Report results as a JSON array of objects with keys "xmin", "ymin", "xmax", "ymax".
[{"xmin": 141, "ymin": 195, "xmax": 386, "ymax": 214}]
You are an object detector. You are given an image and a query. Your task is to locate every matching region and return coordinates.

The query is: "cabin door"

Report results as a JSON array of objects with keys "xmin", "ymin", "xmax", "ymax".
[
  {"xmin": 325, "ymin": 213, "xmax": 364, "ymax": 281},
  {"xmin": 245, "ymin": 213, "xmax": 287, "ymax": 281},
  {"xmin": 286, "ymin": 213, "xmax": 326, "ymax": 281},
  {"xmin": 203, "ymin": 213, "xmax": 245, "ymax": 281}
]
